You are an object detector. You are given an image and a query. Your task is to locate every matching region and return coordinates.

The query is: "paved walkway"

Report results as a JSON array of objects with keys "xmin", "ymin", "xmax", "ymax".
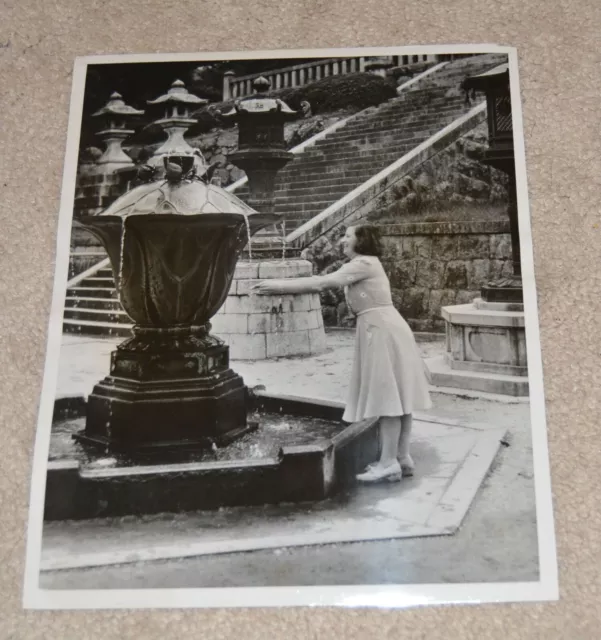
[
  {"xmin": 55, "ymin": 331, "xmax": 523, "ymax": 404},
  {"xmin": 40, "ymin": 331, "xmax": 536, "ymax": 587}
]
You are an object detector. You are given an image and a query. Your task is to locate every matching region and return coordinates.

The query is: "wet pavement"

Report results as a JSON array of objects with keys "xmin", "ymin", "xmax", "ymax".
[{"xmin": 40, "ymin": 330, "xmax": 537, "ymax": 588}]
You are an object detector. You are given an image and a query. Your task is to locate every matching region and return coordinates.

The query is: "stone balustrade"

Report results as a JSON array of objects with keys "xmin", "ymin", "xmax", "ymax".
[{"xmin": 223, "ymin": 55, "xmax": 440, "ymax": 100}]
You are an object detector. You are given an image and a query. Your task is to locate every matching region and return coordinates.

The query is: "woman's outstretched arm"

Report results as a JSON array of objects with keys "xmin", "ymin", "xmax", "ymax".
[{"xmin": 252, "ymin": 257, "xmax": 372, "ymax": 295}]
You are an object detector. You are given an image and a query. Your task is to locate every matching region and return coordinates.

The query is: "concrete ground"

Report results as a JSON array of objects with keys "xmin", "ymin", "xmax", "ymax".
[{"xmin": 41, "ymin": 330, "xmax": 538, "ymax": 588}]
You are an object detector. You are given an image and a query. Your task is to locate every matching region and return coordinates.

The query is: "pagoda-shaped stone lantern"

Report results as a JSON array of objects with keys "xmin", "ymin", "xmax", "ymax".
[
  {"xmin": 225, "ymin": 76, "xmax": 296, "ymax": 219},
  {"xmin": 207, "ymin": 77, "xmax": 328, "ymax": 361},
  {"xmin": 90, "ymin": 92, "xmax": 145, "ymax": 174},
  {"xmin": 427, "ymin": 63, "xmax": 528, "ymax": 397},
  {"xmin": 146, "ymin": 79, "xmax": 208, "ymax": 175},
  {"xmin": 73, "ymin": 92, "xmax": 144, "ymax": 221}
]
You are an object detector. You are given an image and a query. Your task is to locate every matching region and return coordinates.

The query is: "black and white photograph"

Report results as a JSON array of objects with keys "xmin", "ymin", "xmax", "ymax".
[{"xmin": 23, "ymin": 44, "xmax": 558, "ymax": 609}]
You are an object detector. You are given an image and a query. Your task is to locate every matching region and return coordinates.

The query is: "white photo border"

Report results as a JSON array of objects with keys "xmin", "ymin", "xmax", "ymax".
[{"xmin": 22, "ymin": 43, "xmax": 558, "ymax": 610}]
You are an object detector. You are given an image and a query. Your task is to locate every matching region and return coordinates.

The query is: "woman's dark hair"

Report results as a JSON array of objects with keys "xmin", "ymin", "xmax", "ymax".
[{"xmin": 352, "ymin": 224, "xmax": 383, "ymax": 257}]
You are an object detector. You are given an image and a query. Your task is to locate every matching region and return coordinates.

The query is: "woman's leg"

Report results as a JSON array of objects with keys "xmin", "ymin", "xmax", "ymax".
[
  {"xmin": 397, "ymin": 413, "xmax": 415, "ymax": 475},
  {"xmin": 397, "ymin": 413, "xmax": 412, "ymax": 459},
  {"xmin": 379, "ymin": 416, "xmax": 402, "ymax": 464},
  {"xmin": 356, "ymin": 416, "xmax": 402, "ymax": 482}
]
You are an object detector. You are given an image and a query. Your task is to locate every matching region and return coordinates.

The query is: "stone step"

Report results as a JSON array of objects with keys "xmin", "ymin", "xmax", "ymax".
[
  {"xmin": 327, "ymin": 109, "xmax": 457, "ymax": 132},
  {"xmin": 275, "ymin": 200, "xmax": 338, "ymax": 214},
  {"xmin": 288, "ymin": 149, "xmax": 415, "ymax": 170},
  {"xmin": 63, "ymin": 318, "xmax": 133, "ymax": 338},
  {"xmin": 299, "ymin": 140, "xmax": 421, "ymax": 159},
  {"xmin": 341, "ymin": 103, "xmax": 466, "ymax": 126},
  {"xmin": 64, "ymin": 296, "xmax": 122, "ymax": 310},
  {"xmin": 323, "ymin": 97, "xmax": 463, "ymax": 123},
  {"xmin": 278, "ymin": 166, "xmax": 382, "ymax": 181},
  {"xmin": 274, "ymin": 177, "xmax": 361, "ymax": 191},
  {"xmin": 67, "ymin": 287, "xmax": 118, "ymax": 299},
  {"xmin": 273, "ymin": 184, "xmax": 357, "ymax": 199},
  {"xmin": 319, "ymin": 128, "xmax": 445, "ymax": 147},
  {"xmin": 331, "ymin": 116, "xmax": 463, "ymax": 140},
  {"xmin": 308, "ymin": 132, "xmax": 426, "ymax": 152},
  {"xmin": 289, "ymin": 146, "xmax": 417, "ymax": 164},
  {"xmin": 425, "ymin": 355, "xmax": 529, "ymax": 397},
  {"xmin": 63, "ymin": 307, "xmax": 131, "ymax": 324},
  {"xmin": 78, "ymin": 277, "xmax": 116, "ymax": 288}
]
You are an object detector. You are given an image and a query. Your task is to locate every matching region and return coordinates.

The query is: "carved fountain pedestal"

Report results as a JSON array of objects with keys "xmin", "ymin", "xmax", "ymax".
[{"xmin": 80, "ymin": 325, "xmax": 249, "ymax": 453}]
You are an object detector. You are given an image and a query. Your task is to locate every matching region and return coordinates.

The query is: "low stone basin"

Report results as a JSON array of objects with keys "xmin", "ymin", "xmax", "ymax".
[{"xmin": 44, "ymin": 393, "xmax": 380, "ymax": 521}]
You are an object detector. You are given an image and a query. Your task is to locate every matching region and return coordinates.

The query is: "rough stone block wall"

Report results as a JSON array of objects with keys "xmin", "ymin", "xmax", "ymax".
[
  {"xmin": 380, "ymin": 221, "xmax": 512, "ymax": 331},
  {"xmin": 302, "ymin": 220, "xmax": 511, "ymax": 332}
]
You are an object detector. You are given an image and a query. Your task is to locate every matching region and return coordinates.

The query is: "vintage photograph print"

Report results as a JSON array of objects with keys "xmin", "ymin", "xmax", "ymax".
[{"xmin": 24, "ymin": 45, "xmax": 558, "ymax": 609}]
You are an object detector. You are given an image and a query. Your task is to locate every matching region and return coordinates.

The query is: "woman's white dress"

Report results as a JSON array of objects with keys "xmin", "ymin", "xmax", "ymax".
[{"xmin": 312, "ymin": 255, "xmax": 432, "ymax": 422}]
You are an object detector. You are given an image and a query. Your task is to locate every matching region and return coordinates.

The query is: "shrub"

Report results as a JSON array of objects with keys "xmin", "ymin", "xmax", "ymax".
[
  {"xmin": 275, "ymin": 72, "xmax": 397, "ymax": 113},
  {"xmin": 188, "ymin": 72, "xmax": 397, "ymax": 135}
]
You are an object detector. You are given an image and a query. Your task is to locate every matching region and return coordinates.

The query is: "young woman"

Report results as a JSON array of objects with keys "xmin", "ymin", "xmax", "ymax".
[{"xmin": 252, "ymin": 225, "xmax": 432, "ymax": 483}]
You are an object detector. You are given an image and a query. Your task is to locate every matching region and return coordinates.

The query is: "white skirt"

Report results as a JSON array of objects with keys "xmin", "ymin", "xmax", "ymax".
[{"xmin": 342, "ymin": 306, "xmax": 432, "ymax": 423}]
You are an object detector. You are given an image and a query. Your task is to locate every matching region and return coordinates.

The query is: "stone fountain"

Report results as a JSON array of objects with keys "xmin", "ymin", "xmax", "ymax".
[
  {"xmin": 74, "ymin": 153, "xmax": 279, "ymax": 453},
  {"xmin": 46, "ymin": 78, "xmax": 380, "ymax": 521}
]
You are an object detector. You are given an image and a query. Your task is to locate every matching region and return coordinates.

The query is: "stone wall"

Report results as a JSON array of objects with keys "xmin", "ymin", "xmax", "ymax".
[
  {"xmin": 380, "ymin": 220, "xmax": 512, "ymax": 332},
  {"xmin": 302, "ymin": 220, "xmax": 511, "ymax": 332}
]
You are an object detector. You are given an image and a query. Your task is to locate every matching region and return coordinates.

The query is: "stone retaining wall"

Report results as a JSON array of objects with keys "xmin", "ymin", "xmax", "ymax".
[
  {"xmin": 380, "ymin": 220, "xmax": 512, "ymax": 331},
  {"xmin": 302, "ymin": 219, "xmax": 511, "ymax": 332}
]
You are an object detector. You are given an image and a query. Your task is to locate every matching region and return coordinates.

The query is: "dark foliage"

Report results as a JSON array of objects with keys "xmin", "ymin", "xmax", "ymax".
[{"xmin": 79, "ymin": 58, "xmax": 321, "ymax": 150}]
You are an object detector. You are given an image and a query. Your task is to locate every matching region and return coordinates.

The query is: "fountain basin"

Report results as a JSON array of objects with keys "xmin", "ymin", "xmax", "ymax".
[{"xmin": 44, "ymin": 393, "xmax": 380, "ymax": 521}]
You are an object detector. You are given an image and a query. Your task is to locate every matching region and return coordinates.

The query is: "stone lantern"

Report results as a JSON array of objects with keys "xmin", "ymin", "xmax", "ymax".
[
  {"xmin": 426, "ymin": 63, "xmax": 528, "ymax": 397},
  {"xmin": 73, "ymin": 92, "xmax": 144, "ymax": 221},
  {"xmin": 90, "ymin": 92, "xmax": 144, "ymax": 174},
  {"xmin": 462, "ymin": 64, "xmax": 522, "ymax": 304},
  {"xmin": 224, "ymin": 76, "xmax": 296, "ymax": 218},
  {"xmin": 208, "ymin": 76, "xmax": 328, "ymax": 361},
  {"xmin": 146, "ymin": 79, "xmax": 208, "ymax": 175}
]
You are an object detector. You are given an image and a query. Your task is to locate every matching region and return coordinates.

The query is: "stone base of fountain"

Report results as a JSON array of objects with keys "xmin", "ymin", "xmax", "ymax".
[
  {"xmin": 73, "ymin": 327, "xmax": 256, "ymax": 454},
  {"xmin": 46, "ymin": 393, "xmax": 381, "ymax": 521},
  {"xmin": 211, "ymin": 259, "xmax": 328, "ymax": 360}
]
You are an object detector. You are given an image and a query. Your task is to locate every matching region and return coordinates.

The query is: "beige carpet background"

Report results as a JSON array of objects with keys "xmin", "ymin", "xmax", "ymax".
[{"xmin": 1, "ymin": 0, "xmax": 600, "ymax": 637}]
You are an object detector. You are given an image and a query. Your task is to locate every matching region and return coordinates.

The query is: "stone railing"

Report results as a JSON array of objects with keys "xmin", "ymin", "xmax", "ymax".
[
  {"xmin": 223, "ymin": 55, "xmax": 440, "ymax": 100},
  {"xmin": 286, "ymin": 102, "xmax": 489, "ymax": 248}
]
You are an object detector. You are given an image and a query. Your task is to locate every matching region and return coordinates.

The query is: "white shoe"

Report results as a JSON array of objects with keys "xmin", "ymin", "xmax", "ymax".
[
  {"xmin": 356, "ymin": 459, "xmax": 402, "ymax": 483},
  {"xmin": 398, "ymin": 455, "xmax": 415, "ymax": 477}
]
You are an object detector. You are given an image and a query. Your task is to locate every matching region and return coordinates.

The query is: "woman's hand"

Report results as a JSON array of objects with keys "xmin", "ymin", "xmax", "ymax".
[{"xmin": 251, "ymin": 281, "xmax": 280, "ymax": 295}]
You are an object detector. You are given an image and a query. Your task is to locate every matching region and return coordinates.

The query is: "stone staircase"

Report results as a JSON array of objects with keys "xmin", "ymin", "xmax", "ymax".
[
  {"xmin": 63, "ymin": 264, "xmax": 132, "ymax": 337},
  {"xmin": 234, "ymin": 53, "xmax": 507, "ymax": 237},
  {"xmin": 63, "ymin": 53, "xmax": 507, "ymax": 338}
]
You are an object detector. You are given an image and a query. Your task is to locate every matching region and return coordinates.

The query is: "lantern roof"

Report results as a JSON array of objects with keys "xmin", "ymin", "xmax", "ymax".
[
  {"xmin": 221, "ymin": 76, "xmax": 297, "ymax": 119},
  {"xmin": 92, "ymin": 92, "xmax": 145, "ymax": 117},
  {"xmin": 147, "ymin": 79, "xmax": 208, "ymax": 106},
  {"xmin": 462, "ymin": 63, "xmax": 509, "ymax": 92}
]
